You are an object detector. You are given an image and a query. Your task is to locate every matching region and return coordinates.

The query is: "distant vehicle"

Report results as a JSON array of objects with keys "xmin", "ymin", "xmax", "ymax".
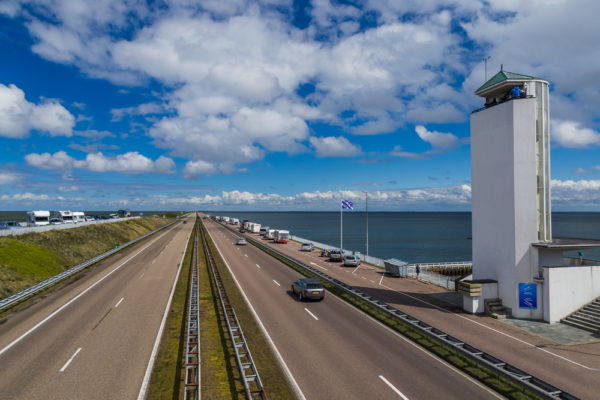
[
  {"xmin": 54, "ymin": 210, "xmax": 74, "ymax": 224},
  {"xmin": 72, "ymin": 211, "xmax": 85, "ymax": 223},
  {"xmin": 259, "ymin": 226, "xmax": 270, "ymax": 236},
  {"xmin": 291, "ymin": 278, "xmax": 325, "ymax": 301},
  {"xmin": 329, "ymin": 249, "xmax": 344, "ymax": 262},
  {"xmin": 300, "ymin": 242, "xmax": 314, "ymax": 251},
  {"xmin": 275, "ymin": 230, "xmax": 290, "ymax": 243},
  {"xmin": 49, "ymin": 218, "xmax": 62, "ymax": 225},
  {"xmin": 27, "ymin": 210, "xmax": 50, "ymax": 226},
  {"xmin": 236, "ymin": 237, "xmax": 247, "ymax": 245},
  {"xmin": 0, "ymin": 221, "xmax": 22, "ymax": 229},
  {"xmin": 343, "ymin": 254, "xmax": 361, "ymax": 267},
  {"xmin": 265, "ymin": 229, "xmax": 275, "ymax": 240},
  {"xmin": 183, "ymin": 220, "xmax": 187, "ymax": 224},
  {"xmin": 320, "ymin": 249, "xmax": 329, "ymax": 257},
  {"xmin": 117, "ymin": 209, "xmax": 132, "ymax": 218},
  {"xmin": 85, "ymin": 216, "xmax": 95, "ymax": 222}
]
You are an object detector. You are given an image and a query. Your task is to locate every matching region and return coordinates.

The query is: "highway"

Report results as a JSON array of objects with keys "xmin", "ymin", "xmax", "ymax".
[
  {"xmin": 245, "ymin": 227, "xmax": 600, "ymax": 400},
  {"xmin": 204, "ymin": 218, "xmax": 502, "ymax": 400},
  {"xmin": 0, "ymin": 216, "xmax": 193, "ymax": 400}
]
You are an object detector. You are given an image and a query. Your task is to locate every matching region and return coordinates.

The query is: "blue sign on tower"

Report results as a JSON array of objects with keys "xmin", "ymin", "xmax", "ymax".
[{"xmin": 518, "ymin": 283, "xmax": 537, "ymax": 309}]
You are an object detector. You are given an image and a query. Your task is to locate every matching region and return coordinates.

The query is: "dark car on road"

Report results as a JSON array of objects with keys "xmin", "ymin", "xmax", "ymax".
[{"xmin": 291, "ymin": 278, "xmax": 325, "ymax": 301}]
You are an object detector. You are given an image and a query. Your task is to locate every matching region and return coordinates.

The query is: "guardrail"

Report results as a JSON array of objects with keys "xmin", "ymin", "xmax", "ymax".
[
  {"xmin": 219, "ymin": 223, "xmax": 577, "ymax": 400},
  {"xmin": 0, "ymin": 216, "xmax": 141, "ymax": 237},
  {"xmin": 200, "ymin": 223, "xmax": 267, "ymax": 400},
  {"xmin": 0, "ymin": 220, "xmax": 178, "ymax": 313},
  {"xmin": 184, "ymin": 223, "xmax": 201, "ymax": 400}
]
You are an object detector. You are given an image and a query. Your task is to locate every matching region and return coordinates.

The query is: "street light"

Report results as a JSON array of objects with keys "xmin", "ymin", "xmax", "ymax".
[{"xmin": 362, "ymin": 190, "xmax": 369, "ymax": 259}]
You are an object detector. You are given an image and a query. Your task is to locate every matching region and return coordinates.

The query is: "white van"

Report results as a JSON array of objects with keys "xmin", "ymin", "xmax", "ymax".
[
  {"xmin": 72, "ymin": 211, "xmax": 85, "ymax": 223},
  {"xmin": 27, "ymin": 210, "xmax": 50, "ymax": 226},
  {"xmin": 54, "ymin": 210, "xmax": 74, "ymax": 224},
  {"xmin": 266, "ymin": 229, "xmax": 275, "ymax": 240},
  {"xmin": 276, "ymin": 230, "xmax": 290, "ymax": 243}
]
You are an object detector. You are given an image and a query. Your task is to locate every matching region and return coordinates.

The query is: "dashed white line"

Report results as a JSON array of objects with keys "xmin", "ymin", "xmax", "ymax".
[
  {"xmin": 369, "ymin": 280, "xmax": 376, "ymax": 283},
  {"xmin": 140, "ymin": 272, "xmax": 145, "ymax": 278},
  {"xmin": 304, "ymin": 308, "xmax": 319, "ymax": 320},
  {"xmin": 379, "ymin": 375, "xmax": 409, "ymax": 400},
  {"xmin": 361, "ymin": 276, "xmax": 367, "ymax": 280},
  {"xmin": 310, "ymin": 262, "xmax": 328, "ymax": 271},
  {"xmin": 60, "ymin": 347, "xmax": 82, "ymax": 372},
  {"xmin": 379, "ymin": 273, "xmax": 385, "ymax": 285},
  {"xmin": 245, "ymin": 254, "xmax": 248, "ymax": 257},
  {"xmin": 115, "ymin": 297, "xmax": 124, "ymax": 308},
  {"xmin": 255, "ymin": 264, "xmax": 261, "ymax": 269},
  {"xmin": 273, "ymin": 280, "xmax": 281, "ymax": 286},
  {"xmin": 352, "ymin": 264, "xmax": 361, "ymax": 274}
]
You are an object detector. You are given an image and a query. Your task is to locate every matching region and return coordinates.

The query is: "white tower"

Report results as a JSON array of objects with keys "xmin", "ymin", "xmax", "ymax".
[{"xmin": 468, "ymin": 69, "xmax": 550, "ymax": 319}]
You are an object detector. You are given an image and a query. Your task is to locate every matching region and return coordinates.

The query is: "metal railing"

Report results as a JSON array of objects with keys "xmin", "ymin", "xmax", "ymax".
[
  {"xmin": 200, "ymin": 223, "xmax": 267, "ymax": 400},
  {"xmin": 0, "ymin": 220, "xmax": 178, "ymax": 312},
  {"xmin": 234, "ymin": 227, "xmax": 577, "ymax": 400},
  {"xmin": 184, "ymin": 222, "xmax": 201, "ymax": 399}
]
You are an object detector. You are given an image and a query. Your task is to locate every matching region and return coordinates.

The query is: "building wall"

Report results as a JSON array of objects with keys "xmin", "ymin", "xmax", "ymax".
[
  {"xmin": 471, "ymin": 98, "xmax": 540, "ymax": 317},
  {"xmin": 543, "ymin": 265, "xmax": 600, "ymax": 322}
]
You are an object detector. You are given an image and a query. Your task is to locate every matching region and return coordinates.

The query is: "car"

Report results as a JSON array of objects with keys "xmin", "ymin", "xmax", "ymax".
[
  {"xmin": 329, "ymin": 249, "xmax": 344, "ymax": 262},
  {"xmin": 291, "ymin": 278, "xmax": 325, "ymax": 301},
  {"xmin": 49, "ymin": 218, "xmax": 62, "ymax": 225},
  {"xmin": 300, "ymin": 242, "xmax": 314, "ymax": 251},
  {"xmin": 0, "ymin": 221, "xmax": 22, "ymax": 229},
  {"xmin": 343, "ymin": 254, "xmax": 361, "ymax": 267},
  {"xmin": 236, "ymin": 237, "xmax": 247, "ymax": 245}
]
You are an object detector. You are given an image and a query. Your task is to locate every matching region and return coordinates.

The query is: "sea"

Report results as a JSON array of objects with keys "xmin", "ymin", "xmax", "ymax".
[{"xmin": 2, "ymin": 211, "xmax": 599, "ymax": 263}]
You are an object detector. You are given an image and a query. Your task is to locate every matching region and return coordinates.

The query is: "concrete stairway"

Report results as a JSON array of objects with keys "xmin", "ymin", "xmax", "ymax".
[
  {"xmin": 561, "ymin": 299, "xmax": 600, "ymax": 333},
  {"xmin": 485, "ymin": 298, "xmax": 511, "ymax": 319}
]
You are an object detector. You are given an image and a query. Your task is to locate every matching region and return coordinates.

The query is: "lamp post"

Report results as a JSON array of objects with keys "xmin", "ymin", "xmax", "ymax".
[{"xmin": 362, "ymin": 191, "xmax": 369, "ymax": 259}]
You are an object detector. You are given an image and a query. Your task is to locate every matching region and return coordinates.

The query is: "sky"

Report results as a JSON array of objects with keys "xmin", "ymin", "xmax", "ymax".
[{"xmin": 1, "ymin": 0, "xmax": 600, "ymax": 211}]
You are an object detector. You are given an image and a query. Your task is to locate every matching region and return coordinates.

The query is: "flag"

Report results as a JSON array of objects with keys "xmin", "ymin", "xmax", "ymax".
[{"xmin": 341, "ymin": 200, "xmax": 353, "ymax": 210}]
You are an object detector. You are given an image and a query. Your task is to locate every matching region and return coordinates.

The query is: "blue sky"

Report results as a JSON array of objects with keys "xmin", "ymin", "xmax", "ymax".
[{"xmin": 1, "ymin": 0, "xmax": 600, "ymax": 211}]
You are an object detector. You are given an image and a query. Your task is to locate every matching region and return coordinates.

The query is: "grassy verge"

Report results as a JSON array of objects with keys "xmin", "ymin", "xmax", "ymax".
[
  {"xmin": 146, "ymin": 222, "xmax": 195, "ymax": 399},
  {"xmin": 0, "ymin": 217, "xmax": 172, "ymax": 299},
  {"xmin": 251, "ymin": 240, "xmax": 543, "ymax": 400},
  {"xmin": 201, "ymin": 221, "xmax": 297, "ymax": 399}
]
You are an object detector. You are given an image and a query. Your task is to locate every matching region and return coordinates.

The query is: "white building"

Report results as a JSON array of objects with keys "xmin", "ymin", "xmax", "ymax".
[{"xmin": 464, "ymin": 68, "xmax": 600, "ymax": 322}]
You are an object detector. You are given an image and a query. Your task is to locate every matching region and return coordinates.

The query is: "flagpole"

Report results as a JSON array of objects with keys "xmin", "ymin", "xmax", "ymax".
[{"xmin": 340, "ymin": 200, "xmax": 343, "ymax": 250}]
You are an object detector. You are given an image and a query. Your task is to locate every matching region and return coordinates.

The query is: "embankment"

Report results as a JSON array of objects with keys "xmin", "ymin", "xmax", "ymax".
[{"xmin": 0, "ymin": 217, "xmax": 174, "ymax": 299}]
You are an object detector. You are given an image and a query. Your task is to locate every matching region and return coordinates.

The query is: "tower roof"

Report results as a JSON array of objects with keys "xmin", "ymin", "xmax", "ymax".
[{"xmin": 475, "ymin": 69, "xmax": 544, "ymax": 97}]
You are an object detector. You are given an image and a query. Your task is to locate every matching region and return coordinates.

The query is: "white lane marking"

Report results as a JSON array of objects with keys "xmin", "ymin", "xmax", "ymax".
[
  {"xmin": 352, "ymin": 264, "xmax": 361, "ymax": 274},
  {"xmin": 304, "ymin": 308, "xmax": 319, "ymax": 321},
  {"xmin": 379, "ymin": 273, "xmax": 385, "ymax": 285},
  {"xmin": 255, "ymin": 264, "xmax": 261, "ymax": 269},
  {"xmin": 273, "ymin": 280, "xmax": 281, "ymax": 287},
  {"xmin": 379, "ymin": 375, "xmax": 409, "ymax": 400},
  {"xmin": 361, "ymin": 276, "xmax": 367, "ymax": 280},
  {"xmin": 60, "ymin": 347, "xmax": 82, "ymax": 372},
  {"xmin": 378, "ymin": 282, "xmax": 600, "ymax": 371},
  {"xmin": 138, "ymin": 226, "xmax": 193, "ymax": 400},
  {"xmin": 152, "ymin": 260, "xmax": 156, "ymax": 264},
  {"xmin": 207, "ymin": 228, "xmax": 307, "ymax": 400},
  {"xmin": 369, "ymin": 280, "xmax": 375, "ymax": 283},
  {"xmin": 115, "ymin": 297, "xmax": 124, "ymax": 308},
  {"xmin": 0, "ymin": 224, "xmax": 178, "ymax": 357},
  {"xmin": 310, "ymin": 262, "xmax": 328, "ymax": 271},
  {"xmin": 140, "ymin": 272, "xmax": 145, "ymax": 278},
  {"xmin": 245, "ymin": 254, "xmax": 248, "ymax": 257}
]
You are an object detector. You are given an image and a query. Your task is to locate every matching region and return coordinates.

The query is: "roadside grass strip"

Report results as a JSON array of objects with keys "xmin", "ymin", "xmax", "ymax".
[
  {"xmin": 146, "ymin": 222, "xmax": 195, "ymax": 400},
  {"xmin": 252, "ymin": 242, "xmax": 544, "ymax": 400},
  {"xmin": 202, "ymin": 222, "xmax": 298, "ymax": 399}
]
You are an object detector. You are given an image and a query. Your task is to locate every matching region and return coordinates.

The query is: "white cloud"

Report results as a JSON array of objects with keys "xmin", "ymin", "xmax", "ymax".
[
  {"xmin": 0, "ymin": 170, "xmax": 21, "ymax": 185},
  {"xmin": 309, "ymin": 136, "xmax": 361, "ymax": 158},
  {"xmin": 1, "ymin": 192, "xmax": 50, "ymax": 201},
  {"xmin": 552, "ymin": 120, "xmax": 600, "ymax": 148},
  {"xmin": 25, "ymin": 151, "xmax": 175, "ymax": 174},
  {"xmin": 184, "ymin": 160, "xmax": 217, "ymax": 178},
  {"xmin": 0, "ymin": 83, "xmax": 74, "ymax": 138},
  {"xmin": 415, "ymin": 125, "xmax": 466, "ymax": 151}
]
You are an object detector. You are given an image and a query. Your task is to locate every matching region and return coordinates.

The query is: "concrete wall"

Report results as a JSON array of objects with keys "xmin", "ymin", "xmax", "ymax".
[
  {"xmin": 543, "ymin": 265, "xmax": 600, "ymax": 322},
  {"xmin": 471, "ymin": 98, "xmax": 540, "ymax": 318}
]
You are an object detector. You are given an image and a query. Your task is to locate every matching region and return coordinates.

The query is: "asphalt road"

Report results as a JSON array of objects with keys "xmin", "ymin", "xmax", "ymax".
[
  {"xmin": 0, "ymin": 216, "xmax": 194, "ymax": 400},
  {"xmin": 204, "ymin": 218, "xmax": 502, "ymax": 400},
  {"xmin": 242, "ymin": 228, "xmax": 600, "ymax": 400}
]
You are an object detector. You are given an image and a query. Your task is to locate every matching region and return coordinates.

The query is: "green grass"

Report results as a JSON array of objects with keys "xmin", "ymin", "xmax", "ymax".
[
  {"xmin": 250, "ymin": 240, "xmax": 543, "ymax": 400},
  {"xmin": 146, "ymin": 222, "xmax": 195, "ymax": 400},
  {"xmin": 0, "ymin": 217, "xmax": 173, "ymax": 300},
  {"xmin": 201, "ymin": 222, "xmax": 297, "ymax": 399}
]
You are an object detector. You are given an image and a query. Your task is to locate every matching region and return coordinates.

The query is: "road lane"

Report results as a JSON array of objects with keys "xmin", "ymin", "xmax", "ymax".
[
  {"xmin": 0, "ymin": 216, "xmax": 194, "ymax": 400},
  {"xmin": 205, "ymin": 219, "xmax": 499, "ymax": 400}
]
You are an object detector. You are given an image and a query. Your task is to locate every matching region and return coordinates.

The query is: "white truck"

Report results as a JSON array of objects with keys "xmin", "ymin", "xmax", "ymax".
[
  {"xmin": 250, "ymin": 223, "xmax": 261, "ymax": 233},
  {"xmin": 276, "ymin": 230, "xmax": 290, "ymax": 243},
  {"xmin": 54, "ymin": 210, "xmax": 74, "ymax": 224},
  {"xmin": 27, "ymin": 210, "xmax": 50, "ymax": 226}
]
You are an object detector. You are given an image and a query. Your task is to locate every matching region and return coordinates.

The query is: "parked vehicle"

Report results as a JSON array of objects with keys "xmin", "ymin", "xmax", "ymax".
[
  {"xmin": 85, "ymin": 216, "xmax": 95, "ymax": 222},
  {"xmin": 329, "ymin": 249, "xmax": 344, "ymax": 262},
  {"xmin": 26, "ymin": 210, "xmax": 50, "ymax": 226},
  {"xmin": 343, "ymin": 254, "xmax": 361, "ymax": 267},
  {"xmin": 54, "ymin": 210, "xmax": 74, "ymax": 224},
  {"xmin": 250, "ymin": 223, "xmax": 261, "ymax": 233},
  {"xmin": 49, "ymin": 218, "xmax": 62, "ymax": 225},
  {"xmin": 117, "ymin": 209, "xmax": 132, "ymax": 218},
  {"xmin": 72, "ymin": 211, "xmax": 85, "ymax": 223},
  {"xmin": 300, "ymin": 242, "xmax": 314, "ymax": 251},
  {"xmin": 266, "ymin": 229, "xmax": 275, "ymax": 240},
  {"xmin": 236, "ymin": 237, "xmax": 247, "ymax": 245},
  {"xmin": 259, "ymin": 226, "xmax": 270, "ymax": 236},
  {"xmin": 291, "ymin": 278, "xmax": 325, "ymax": 301},
  {"xmin": 275, "ymin": 230, "xmax": 290, "ymax": 243},
  {"xmin": 0, "ymin": 221, "xmax": 22, "ymax": 229}
]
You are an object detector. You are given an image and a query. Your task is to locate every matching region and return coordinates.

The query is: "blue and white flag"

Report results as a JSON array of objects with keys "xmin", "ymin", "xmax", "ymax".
[{"xmin": 341, "ymin": 200, "xmax": 353, "ymax": 210}]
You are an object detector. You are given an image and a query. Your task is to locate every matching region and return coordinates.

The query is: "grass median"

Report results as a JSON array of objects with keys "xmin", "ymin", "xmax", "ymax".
[{"xmin": 251, "ymin": 240, "xmax": 543, "ymax": 400}]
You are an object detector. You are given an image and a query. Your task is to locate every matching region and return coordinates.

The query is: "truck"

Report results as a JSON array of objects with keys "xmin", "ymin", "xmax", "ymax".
[
  {"xmin": 276, "ymin": 230, "xmax": 290, "ymax": 243},
  {"xmin": 250, "ymin": 223, "xmax": 261, "ymax": 233},
  {"xmin": 54, "ymin": 210, "xmax": 74, "ymax": 224},
  {"xmin": 27, "ymin": 210, "xmax": 50, "ymax": 226}
]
